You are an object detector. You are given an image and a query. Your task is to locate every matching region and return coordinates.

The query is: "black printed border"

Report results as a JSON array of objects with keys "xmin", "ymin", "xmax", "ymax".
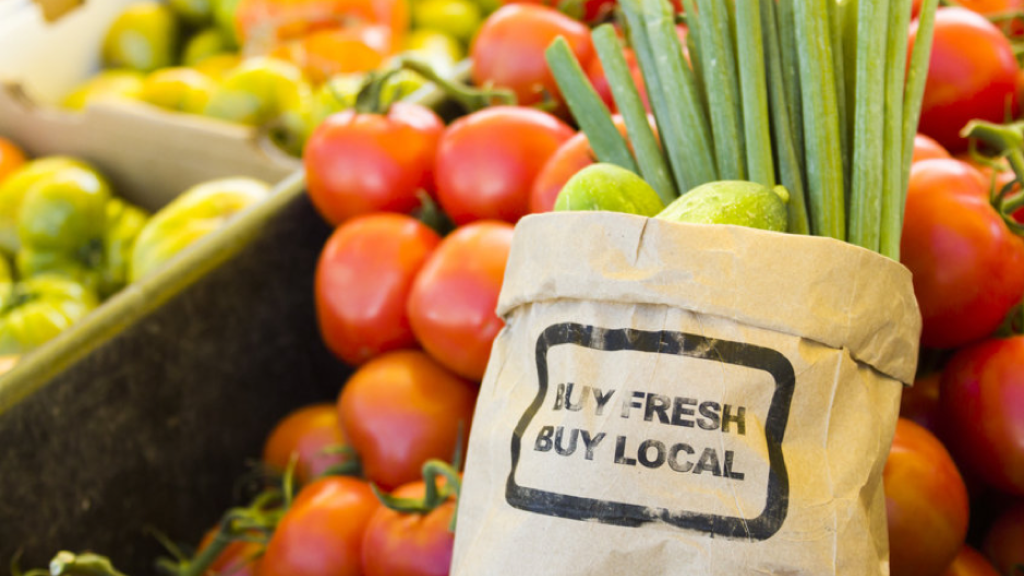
[{"xmin": 505, "ymin": 322, "xmax": 795, "ymax": 541}]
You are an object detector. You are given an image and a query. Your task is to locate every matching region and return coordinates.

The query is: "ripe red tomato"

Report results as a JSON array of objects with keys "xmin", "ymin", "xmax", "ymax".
[
  {"xmin": 262, "ymin": 403, "xmax": 350, "ymax": 485},
  {"xmin": 942, "ymin": 546, "xmax": 1001, "ymax": 576},
  {"xmin": 258, "ymin": 476, "xmax": 380, "ymax": 576},
  {"xmin": 315, "ymin": 214, "xmax": 441, "ymax": 365},
  {"xmin": 470, "ymin": 4, "xmax": 594, "ymax": 107},
  {"xmin": 910, "ymin": 7, "xmax": 1021, "ymax": 152},
  {"xmin": 983, "ymin": 502, "xmax": 1024, "ymax": 575},
  {"xmin": 406, "ymin": 221, "xmax": 514, "ymax": 380},
  {"xmin": 304, "ymin": 102, "xmax": 444, "ymax": 225},
  {"xmin": 361, "ymin": 478, "xmax": 457, "ymax": 576},
  {"xmin": 913, "ymin": 134, "xmax": 953, "ymax": 163},
  {"xmin": 900, "ymin": 159, "xmax": 1024, "ymax": 349},
  {"xmin": 434, "ymin": 106, "xmax": 574, "ymax": 225},
  {"xmin": 198, "ymin": 527, "xmax": 262, "ymax": 576},
  {"xmin": 885, "ymin": 418, "xmax": 970, "ymax": 576},
  {"xmin": 941, "ymin": 337, "xmax": 1024, "ymax": 495},
  {"xmin": 900, "ymin": 372, "xmax": 942, "ymax": 435},
  {"xmin": 337, "ymin": 350, "xmax": 478, "ymax": 489}
]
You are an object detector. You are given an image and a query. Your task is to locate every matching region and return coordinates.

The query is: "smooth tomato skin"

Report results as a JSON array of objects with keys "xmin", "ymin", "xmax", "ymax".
[
  {"xmin": 885, "ymin": 418, "xmax": 971, "ymax": 576},
  {"xmin": 900, "ymin": 372, "xmax": 942, "ymax": 436},
  {"xmin": 262, "ymin": 403, "xmax": 349, "ymax": 485},
  {"xmin": 941, "ymin": 546, "xmax": 1001, "ymax": 576},
  {"xmin": 941, "ymin": 337, "xmax": 1024, "ymax": 495},
  {"xmin": 913, "ymin": 134, "xmax": 952, "ymax": 163},
  {"xmin": 435, "ymin": 106, "xmax": 574, "ymax": 225},
  {"xmin": 304, "ymin": 102, "xmax": 444, "ymax": 226},
  {"xmin": 337, "ymin": 350, "xmax": 478, "ymax": 490},
  {"xmin": 900, "ymin": 161, "xmax": 1024, "ymax": 349},
  {"xmin": 258, "ymin": 477, "xmax": 380, "ymax": 576},
  {"xmin": 361, "ymin": 480, "xmax": 456, "ymax": 576},
  {"xmin": 470, "ymin": 4, "xmax": 593, "ymax": 107},
  {"xmin": 911, "ymin": 8, "xmax": 1020, "ymax": 153},
  {"xmin": 406, "ymin": 221, "xmax": 513, "ymax": 380},
  {"xmin": 983, "ymin": 502, "xmax": 1024, "ymax": 575},
  {"xmin": 315, "ymin": 214, "xmax": 441, "ymax": 365}
]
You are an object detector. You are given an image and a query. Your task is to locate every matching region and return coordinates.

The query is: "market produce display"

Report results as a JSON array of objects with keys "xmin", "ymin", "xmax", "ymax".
[
  {"xmin": 5, "ymin": 0, "xmax": 1024, "ymax": 574},
  {"xmin": 64, "ymin": 0, "xmax": 480, "ymax": 156}
]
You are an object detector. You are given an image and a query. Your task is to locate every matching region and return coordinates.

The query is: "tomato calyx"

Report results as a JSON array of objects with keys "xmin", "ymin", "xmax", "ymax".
[
  {"xmin": 313, "ymin": 444, "xmax": 363, "ymax": 478},
  {"xmin": 962, "ymin": 120, "xmax": 1024, "ymax": 232},
  {"xmin": 411, "ymin": 191, "xmax": 456, "ymax": 236},
  {"xmin": 371, "ymin": 459, "xmax": 462, "ymax": 531},
  {"xmin": 398, "ymin": 56, "xmax": 516, "ymax": 112}
]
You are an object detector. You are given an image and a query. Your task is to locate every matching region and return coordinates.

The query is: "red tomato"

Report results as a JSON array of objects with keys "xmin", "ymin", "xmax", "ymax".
[
  {"xmin": 337, "ymin": 350, "xmax": 478, "ymax": 489},
  {"xmin": 258, "ymin": 476, "xmax": 380, "ymax": 576},
  {"xmin": 900, "ymin": 372, "xmax": 942, "ymax": 435},
  {"xmin": 361, "ymin": 478, "xmax": 456, "ymax": 576},
  {"xmin": 434, "ymin": 106, "xmax": 574, "ymax": 225},
  {"xmin": 406, "ymin": 221, "xmax": 514, "ymax": 380},
  {"xmin": 315, "ymin": 214, "xmax": 441, "ymax": 365},
  {"xmin": 885, "ymin": 418, "xmax": 970, "ymax": 576},
  {"xmin": 983, "ymin": 502, "xmax": 1024, "ymax": 575},
  {"xmin": 913, "ymin": 134, "xmax": 953, "ymax": 163},
  {"xmin": 0, "ymin": 137, "xmax": 26, "ymax": 185},
  {"xmin": 958, "ymin": 0, "xmax": 1024, "ymax": 36},
  {"xmin": 900, "ymin": 160, "xmax": 1024, "ymax": 349},
  {"xmin": 470, "ymin": 4, "xmax": 593, "ymax": 107},
  {"xmin": 942, "ymin": 546, "xmax": 1001, "ymax": 576},
  {"xmin": 910, "ymin": 7, "xmax": 1020, "ymax": 152},
  {"xmin": 262, "ymin": 403, "xmax": 350, "ymax": 485},
  {"xmin": 941, "ymin": 337, "xmax": 1024, "ymax": 495},
  {"xmin": 529, "ymin": 116, "xmax": 632, "ymax": 213},
  {"xmin": 304, "ymin": 102, "xmax": 444, "ymax": 225},
  {"xmin": 199, "ymin": 528, "xmax": 262, "ymax": 576}
]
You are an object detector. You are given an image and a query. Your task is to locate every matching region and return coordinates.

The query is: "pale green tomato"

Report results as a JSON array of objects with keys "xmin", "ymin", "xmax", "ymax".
[
  {"xmin": 412, "ymin": 0, "xmax": 482, "ymax": 45},
  {"xmin": 0, "ymin": 157, "xmax": 95, "ymax": 255},
  {"xmin": 141, "ymin": 67, "xmax": 218, "ymax": 114},
  {"xmin": 203, "ymin": 57, "xmax": 312, "ymax": 126},
  {"xmin": 101, "ymin": 1, "xmax": 180, "ymax": 72},
  {"xmin": 62, "ymin": 70, "xmax": 145, "ymax": 111},
  {"xmin": 0, "ymin": 275, "xmax": 98, "ymax": 356},
  {"xmin": 182, "ymin": 27, "xmax": 235, "ymax": 67}
]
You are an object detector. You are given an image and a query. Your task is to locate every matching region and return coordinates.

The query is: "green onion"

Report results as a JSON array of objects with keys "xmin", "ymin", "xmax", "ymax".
[
  {"xmin": 592, "ymin": 24, "xmax": 677, "ymax": 203},
  {"xmin": 682, "ymin": 0, "xmax": 709, "ymax": 118},
  {"xmin": 829, "ymin": 0, "xmax": 851, "ymax": 201},
  {"xmin": 879, "ymin": 0, "xmax": 912, "ymax": 259},
  {"xmin": 545, "ymin": 38, "xmax": 639, "ymax": 174},
  {"xmin": 848, "ymin": 0, "xmax": 890, "ymax": 252},
  {"xmin": 735, "ymin": 0, "xmax": 774, "ymax": 187},
  {"xmin": 760, "ymin": 0, "xmax": 809, "ymax": 234},
  {"xmin": 793, "ymin": 0, "xmax": 846, "ymax": 240},
  {"xmin": 776, "ymin": 0, "xmax": 805, "ymax": 169},
  {"xmin": 694, "ymin": 0, "xmax": 746, "ymax": 180}
]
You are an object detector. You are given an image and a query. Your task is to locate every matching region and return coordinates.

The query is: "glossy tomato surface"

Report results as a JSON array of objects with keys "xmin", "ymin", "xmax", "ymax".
[
  {"xmin": 258, "ymin": 476, "xmax": 380, "ymax": 576},
  {"xmin": 941, "ymin": 337, "xmax": 1024, "ymax": 495},
  {"xmin": 470, "ymin": 4, "xmax": 593, "ymax": 107},
  {"xmin": 406, "ymin": 221, "xmax": 514, "ymax": 380},
  {"xmin": 900, "ymin": 159, "xmax": 1024, "ymax": 349},
  {"xmin": 435, "ymin": 106, "xmax": 574, "ymax": 225},
  {"xmin": 315, "ymin": 214, "xmax": 441, "ymax": 365},
  {"xmin": 911, "ymin": 7, "xmax": 1020, "ymax": 152},
  {"xmin": 913, "ymin": 134, "xmax": 952, "ymax": 163},
  {"xmin": 262, "ymin": 403, "xmax": 350, "ymax": 485},
  {"xmin": 941, "ymin": 546, "xmax": 1001, "ymax": 576},
  {"xmin": 361, "ymin": 479, "xmax": 456, "ymax": 576},
  {"xmin": 304, "ymin": 102, "xmax": 444, "ymax": 225},
  {"xmin": 885, "ymin": 418, "xmax": 970, "ymax": 576},
  {"xmin": 337, "ymin": 350, "xmax": 478, "ymax": 490}
]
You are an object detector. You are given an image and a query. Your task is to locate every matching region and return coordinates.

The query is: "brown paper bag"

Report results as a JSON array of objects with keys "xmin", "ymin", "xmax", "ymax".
[{"xmin": 451, "ymin": 212, "xmax": 921, "ymax": 576}]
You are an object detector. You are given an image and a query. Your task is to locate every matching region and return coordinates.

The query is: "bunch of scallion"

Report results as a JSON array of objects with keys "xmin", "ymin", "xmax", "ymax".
[{"xmin": 546, "ymin": 0, "xmax": 939, "ymax": 260}]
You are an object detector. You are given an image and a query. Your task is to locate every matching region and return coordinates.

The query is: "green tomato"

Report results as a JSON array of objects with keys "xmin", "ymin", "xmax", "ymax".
[
  {"xmin": 212, "ymin": 0, "xmax": 242, "ymax": 48},
  {"xmin": 62, "ymin": 69, "xmax": 146, "ymax": 111},
  {"xmin": 17, "ymin": 166, "xmax": 112, "ymax": 253},
  {"xmin": 0, "ymin": 255, "xmax": 11, "ymax": 311},
  {"xmin": 655, "ymin": 180, "xmax": 790, "ymax": 232},
  {"xmin": 102, "ymin": 1, "xmax": 180, "ymax": 73},
  {"xmin": 0, "ymin": 275, "xmax": 98, "ymax": 356},
  {"xmin": 169, "ymin": 0, "xmax": 213, "ymax": 27},
  {"xmin": 412, "ymin": 0, "xmax": 482, "ymax": 45},
  {"xmin": 203, "ymin": 57, "xmax": 312, "ymax": 126},
  {"xmin": 102, "ymin": 199, "xmax": 149, "ymax": 298},
  {"xmin": 141, "ymin": 67, "xmax": 218, "ymax": 114},
  {"xmin": 402, "ymin": 29, "xmax": 464, "ymax": 75},
  {"xmin": 182, "ymin": 27, "xmax": 234, "ymax": 67},
  {"xmin": 310, "ymin": 73, "xmax": 364, "ymax": 128},
  {"xmin": 554, "ymin": 163, "xmax": 665, "ymax": 216},
  {"xmin": 0, "ymin": 157, "xmax": 93, "ymax": 255},
  {"xmin": 130, "ymin": 177, "xmax": 270, "ymax": 281}
]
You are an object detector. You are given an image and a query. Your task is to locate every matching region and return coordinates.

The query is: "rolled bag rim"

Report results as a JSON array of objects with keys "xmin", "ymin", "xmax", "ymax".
[{"xmin": 496, "ymin": 212, "xmax": 922, "ymax": 385}]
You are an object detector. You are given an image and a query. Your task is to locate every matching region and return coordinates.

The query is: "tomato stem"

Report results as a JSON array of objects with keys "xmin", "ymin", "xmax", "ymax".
[
  {"xmin": 962, "ymin": 119, "xmax": 1024, "ymax": 234},
  {"xmin": 371, "ymin": 459, "xmax": 462, "ymax": 531},
  {"xmin": 398, "ymin": 56, "xmax": 516, "ymax": 112}
]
